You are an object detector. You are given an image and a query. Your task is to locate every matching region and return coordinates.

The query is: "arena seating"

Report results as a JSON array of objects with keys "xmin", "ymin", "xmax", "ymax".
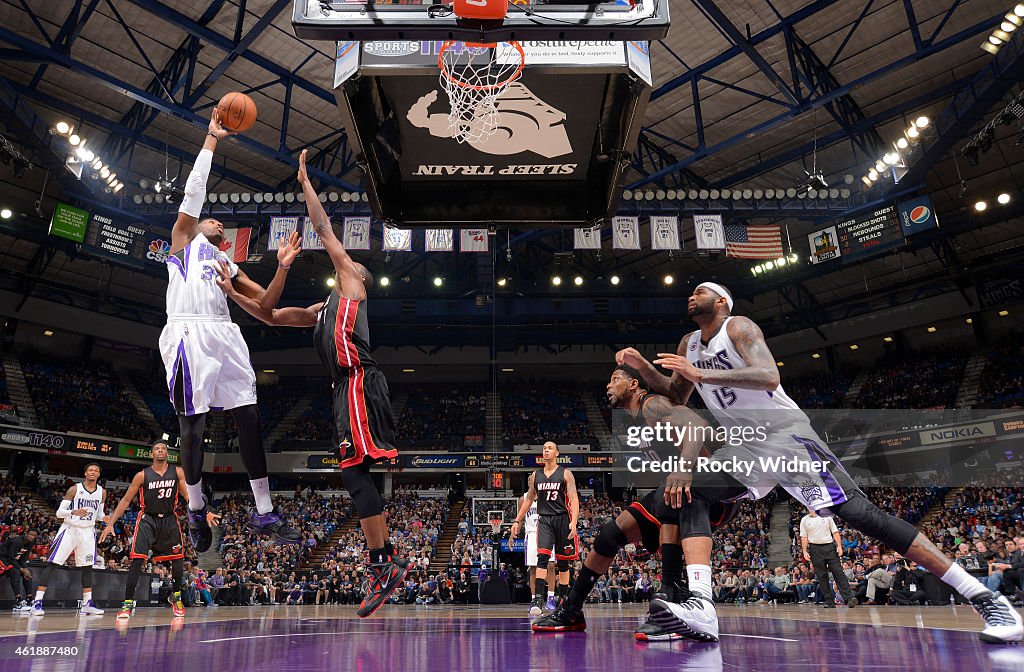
[
  {"xmin": 501, "ymin": 382, "xmax": 592, "ymax": 447},
  {"xmin": 976, "ymin": 331, "xmax": 1024, "ymax": 408}
]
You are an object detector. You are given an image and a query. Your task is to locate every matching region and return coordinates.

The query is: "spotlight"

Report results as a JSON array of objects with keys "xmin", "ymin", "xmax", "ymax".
[
  {"xmin": 915, "ymin": 116, "xmax": 930, "ymax": 128},
  {"xmin": 994, "ymin": 29, "xmax": 1012, "ymax": 42},
  {"xmin": 380, "ymin": 276, "xmax": 390, "ymax": 287},
  {"xmin": 274, "ymin": 193, "xmax": 284, "ymax": 203},
  {"xmin": 907, "ymin": 126, "xmax": 920, "ymax": 139},
  {"xmin": 927, "ymin": 326, "xmax": 937, "ymax": 333},
  {"xmin": 219, "ymin": 193, "xmax": 229, "ymax": 203},
  {"xmin": 966, "ymin": 317, "xmax": 973, "ymax": 324},
  {"xmin": 55, "ymin": 121, "xmax": 70, "ymax": 135},
  {"xmin": 230, "ymin": 193, "xmax": 240, "ymax": 203},
  {"xmin": 883, "ymin": 152, "xmax": 899, "ymax": 166},
  {"xmin": 0, "ymin": 209, "xmax": 11, "ymax": 219},
  {"xmin": 68, "ymin": 134, "xmax": 81, "ymax": 146},
  {"xmin": 610, "ymin": 275, "xmax": 620, "ymax": 285},
  {"xmin": 1017, "ymin": 4, "xmax": 1024, "ymax": 17},
  {"xmin": 573, "ymin": 276, "xmax": 584, "ymax": 286},
  {"xmin": 850, "ymin": 344, "xmax": 859, "ymax": 350},
  {"xmin": 106, "ymin": 172, "xmax": 116, "ymax": 184},
  {"xmin": 776, "ymin": 361, "xmax": 784, "ymax": 367},
  {"xmin": 100, "ymin": 167, "xmax": 110, "ymax": 179},
  {"xmin": 496, "ymin": 278, "xmax": 506, "ymax": 287},
  {"xmin": 143, "ymin": 194, "xmax": 154, "ymax": 204},
  {"xmin": 982, "ymin": 41, "xmax": 1001, "ymax": 55},
  {"xmin": 433, "ymin": 277, "xmax": 443, "ymax": 287},
  {"xmin": 975, "ymin": 201, "xmax": 987, "ymax": 211},
  {"xmin": 998, "ymin": 193, "xmax": 1011, "ymax": 204},
  {"xmin": 896, "ymin": 138, "xmax": 908, "ymax": 149},
  {"xmin": 622, "ymin": 189, "xmax": 633, "ymax": 201},
  {"xmin": 285, "ymin": 193, "xmax": 295, "ymax": 203},
  {"xmin": 1000, "ymin": 310, "xmax": 1010, "ymax": 316},
  {"xmin": 875, "ymin": 160, "xmax": 886, "ymax": 173},
  {"xmin": 254, "ymin": 193, "xmax": 264, "ymax": 203},
  {"xmin": 883, "ymin": 336, "xmax": 893, "ymax": 343},
  {"xmin": 113, "ymin": 182, "xmax": 123, "ymax": 193},
  {"xmin": 789, "ymin": 253, "xmax": 798, "ymax": 263},
  {"xmin": 811, "ymin": 353, "xmax": 821, "ymax": 359},
  {"xmin": 776, "ymin": 257, "xmax": 787, "ymax": 267},
  {"xmin": 155, "ymin": 193, "xmax": 164, "ymax": 203},
  {"xmin": 663, "ymin": 274, "xmax": 674, "ymax": 285},
  {"xmin": 862, "ymin": 176, "xmax": 873, "ymax": 187},
  {"xmin": 139, "ymin": 179, "xmax": 149, "ymax": 190},
  {"xmin": 241, "ymin": 193, "xmax": 251, "ymax": 203},
  {"xmin": 868, "ymin": 169, "xmax": 878, "ymax": 181},
  {"xmin": 76, "ymin": 147, "xmax": 94, "ymax": 162},
  {"xmin": 656, "ymin": 189, "xmax": 666, "ymax": 200},
  {"xmin": 326, "ymin": 277, "xmax": 336, "ymax": 288},
  {"xmin": 551, "ymin": 276, "xmax": 562, "ymax": 286},
  {"xmin": 133, "ymin": 194, "xmax": 143, "ymax": 204}
]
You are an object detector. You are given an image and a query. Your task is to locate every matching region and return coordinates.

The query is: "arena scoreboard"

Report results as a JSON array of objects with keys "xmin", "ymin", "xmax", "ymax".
[
  {"xmin": 83, "ymin": 212, "xmax": 150, "ymax": 265},
  {"xmin": 833, "ymin": 203, "xmax": 905, "ymax": 262}
]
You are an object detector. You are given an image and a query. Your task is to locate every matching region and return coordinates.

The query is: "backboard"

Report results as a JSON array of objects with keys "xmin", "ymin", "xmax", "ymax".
[{"xmin": 293, "ymin": 0, "xmax": 671, "ymax": 42}]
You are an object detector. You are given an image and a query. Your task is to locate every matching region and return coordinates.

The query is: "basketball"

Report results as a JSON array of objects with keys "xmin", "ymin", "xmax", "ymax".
[{"xmin": 217, "ymin": 92, "xmax": 257, "ymax": 132}]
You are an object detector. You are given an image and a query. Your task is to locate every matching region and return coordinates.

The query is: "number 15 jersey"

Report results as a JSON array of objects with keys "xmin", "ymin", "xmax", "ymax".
[{"xmin": 140, "ymin": 466, "xmax": 179, "ymax": 515}]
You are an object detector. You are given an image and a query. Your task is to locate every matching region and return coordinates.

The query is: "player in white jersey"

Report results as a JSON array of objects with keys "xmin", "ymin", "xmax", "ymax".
[
  {"xmin": 162, "ymin": 110, "xmax": 300, "ymax": 552},
  {"xmin": 30, "ymin": 463, "xmax": 106, "ymax": 616},
  {"xmin": 618, "ymin": 282, "xmax": 1023, "ymax": 644},
  {"xmin": 521, "ymin": 497, "xmax": 558, "ymax": 614}
]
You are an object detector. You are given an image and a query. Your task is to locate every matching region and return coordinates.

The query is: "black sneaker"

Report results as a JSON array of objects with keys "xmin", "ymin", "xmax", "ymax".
[
  {"xmin": 247, "ymin": 506, "xmax": 302, "ymax": 545},
  {"xmin": 186, "ymin": 499, "xmax": 213, "ymax": 553},
  {"xmin": 638, "ymin": 581, "xmax": 688, "ymax": 641},
  {"xmin": 357, "ymin": 561, "xmax": 409, "ymax": 618},
  {"xmin": 972, "ymin": 591, "xmax": 1024, "ymax": 643},
  {"xmin": 529, "ymin": 596, "xmax": 546, "ymax": 618},
  {"xmin": 532, "ymin": 604, "xmax": 587, "ymax": 632}
]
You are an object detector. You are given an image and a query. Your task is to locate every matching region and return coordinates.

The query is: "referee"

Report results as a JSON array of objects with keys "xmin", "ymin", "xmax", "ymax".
[{"xmin": 800, "ymin": 508, "xmax": 857, "ymax": 608}]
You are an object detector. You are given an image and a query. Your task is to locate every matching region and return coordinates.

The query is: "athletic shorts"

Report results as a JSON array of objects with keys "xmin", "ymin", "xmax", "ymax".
[
  {"xmin": 536, "ymin": 513, "xmax": 579, "ymax": 561},
  {"xmin": 46, "ymin": 524, "xmax": 96, "ymax": 567},
  {"xmin": 333, "ymin": 366, "xmax": 398, "ymax": 469},
  {"xmin": 130, "ymin": 514, "xmax": 184, "ymax": 562},
  {"xmin": 160, "ymin": 316, "xmax": 257, "ymax": 416},
  {"xmin": 525, "ymin": 528, "xmax": 553, "ymax": 566},
  {"xmin": 628, "ymin": 485, "xmax": 742, "ymax": 550}
]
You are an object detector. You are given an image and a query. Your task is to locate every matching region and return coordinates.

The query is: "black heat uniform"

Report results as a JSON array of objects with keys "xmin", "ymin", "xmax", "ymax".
[
  {"xmin": 313, "ymin": 291, "xmax": 398, "ymax": 469},
  {"xmin": 130, "ymin": 466, "xmax": 184, "ymax": 562},
  {"xmin": 534, "ymin": 465, "xmax": 579, "ymax": 561}
]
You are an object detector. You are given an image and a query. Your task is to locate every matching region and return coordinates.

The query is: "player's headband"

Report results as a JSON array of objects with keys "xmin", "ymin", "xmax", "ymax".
[{"xmin": 696, "ymin": 282, "xmax": 734, "ymax": 312}]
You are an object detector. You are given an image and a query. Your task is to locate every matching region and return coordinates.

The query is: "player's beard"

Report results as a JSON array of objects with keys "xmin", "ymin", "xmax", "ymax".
[{"xmin": 688, "ymin": 301, "xmax": 712, "ymax": 317}]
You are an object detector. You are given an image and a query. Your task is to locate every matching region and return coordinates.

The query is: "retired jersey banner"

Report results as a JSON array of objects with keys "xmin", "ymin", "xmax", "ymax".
[
  {"xmin": 268, "ymin": 217, "xmax": 298, "ymax": 253},
  {"xmin": 574, "ymin": 227, "xmax": 601, "ymax": 250},
  {"xmin": 612, "ymin": 216, "xmax": 640, "ymax": 250},
  {"xmin": 301, "ymin": 217, "xmax": 324, "ymax": 250},
  {"xmin": 693, "ymin": 214, "xmax": 725, "ymax": 250},
  {"xmin": 221, "ymin": 227, "xmax": 251, "ymax": 262},
  {"xmin": 383, "ymin": 225, "xmax": 412, "ymax": 251},
  {"xmin": 343, "ymin": 216, "xmax": 371, "ymax": 251},
  {"xmin": 650, "ymin": 215, "xmax": 681, "ymax": 250},
  {"xmin": 425, "ymin": 228, "xmax": 454, "ymax": 252},
  {"xmin": 461, "ymin": 229, "xmax": 489, "ymax": 252}
]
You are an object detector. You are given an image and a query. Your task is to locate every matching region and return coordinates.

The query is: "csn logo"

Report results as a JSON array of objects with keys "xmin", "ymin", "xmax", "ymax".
[{"xmin": 147, "ymin": 240, "xmax": 171, "ymax": 263}]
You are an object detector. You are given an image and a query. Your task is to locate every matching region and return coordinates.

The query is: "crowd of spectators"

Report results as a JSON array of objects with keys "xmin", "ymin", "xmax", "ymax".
[
  {"xmin": 784, "ymin": 371, "xmax": 855, "ymax": 409},
  {"xmin": 857, "ymin": 348, "xmax": 966, "ymax": 410},
  {"xmin": 501, "ymin": 382, "xmax": 593, "ymax": 447},
  {"xmin": 976, "ymin": 331, "xmax": 1024, "ymax": 409},
  {"xmin": 394, "ymin": 385, "xmax": 487, "ymax": 450}
]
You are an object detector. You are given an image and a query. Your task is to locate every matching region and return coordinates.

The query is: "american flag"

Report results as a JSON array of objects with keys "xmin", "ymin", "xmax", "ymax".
[{"xmin": 725, "ymin": 224, "xmax": 783, "ymax": 259}]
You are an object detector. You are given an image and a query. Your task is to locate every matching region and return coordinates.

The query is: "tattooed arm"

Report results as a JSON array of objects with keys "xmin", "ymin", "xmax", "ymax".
[
  {"xmin": 653, "ymin": 317, "xmax": 781, "ymax": 392},
  {"xmin": 615, "ymin": 331, "xmax": 697, "ymax": 405}
]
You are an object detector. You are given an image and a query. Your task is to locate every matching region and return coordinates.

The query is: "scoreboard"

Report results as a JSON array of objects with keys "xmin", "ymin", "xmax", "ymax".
[
  {"xmin": 834, "ymin": 203, "xmax": 904, "ymax": 262},
  {"xmin": 83, "ymin": 212, "xmax": 150, "ymax": 264}
]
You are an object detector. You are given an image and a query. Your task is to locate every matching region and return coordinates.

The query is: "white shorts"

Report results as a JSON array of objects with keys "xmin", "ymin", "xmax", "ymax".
[
  {"xmin": 159, "ymin": 317, "xmax": 257, "ymax": 416},
  {"xmin": 525, "ymin": 529, "xmax": 553, "ymax": 567},
  {"xmin": 47, "ymin": 525, "xmax": 96, "ymax": 567}
]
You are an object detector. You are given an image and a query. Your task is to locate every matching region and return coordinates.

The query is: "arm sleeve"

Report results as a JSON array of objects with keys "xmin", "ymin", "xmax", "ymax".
[
  {"xmin": 179, "ymin": 148, "xmax": 213, "ymax": 219},
  {"xmin": 56, "ymin": 499, "xmax": 73, "ymax": 519}
]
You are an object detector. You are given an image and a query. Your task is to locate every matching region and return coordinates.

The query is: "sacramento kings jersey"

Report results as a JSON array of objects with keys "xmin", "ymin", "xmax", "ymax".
[
  {"xmin": 534, "ymin": 466, "xmax": 568, "ymax": 516},
  {"xmin": 524, "ymin": 500, "xmax": 539, "ymax": 533},
  {"xmin": 65, "ymin": 482, "xmax": 104, "ymax": 528},
  {"xmin": 140, "ymin": 467, "xmax": 179, "ymax": 515},
  {"xmin": 313, "ymin": 291, "xmax": 377, "ymax": 379},
  {"xmin": 686, "ymin": 317, "xmax": 801, "ymax": 428},
  {"xmin": 165, "ymin": 232, "xmax": 239, "ymax": 318}
]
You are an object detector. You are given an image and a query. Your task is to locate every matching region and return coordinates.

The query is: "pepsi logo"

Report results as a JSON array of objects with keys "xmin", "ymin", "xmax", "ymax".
[{"xmin": 910, "ymin": 206, "xmax": 931, "ymax": 224}]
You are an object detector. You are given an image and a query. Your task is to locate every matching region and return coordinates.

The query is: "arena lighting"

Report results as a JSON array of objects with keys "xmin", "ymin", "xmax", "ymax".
[
  {"xmin": 862, "ymin": 176, "xmax": 873, "ymax": 187},
  {"xmin": 402, "ymin": 368, "xmax": 415, "ymax": 373},
  {"xmin": 1000, "ymin": 310, "xmax": 1010, "ymax": 316},
  {"xmin": 663, "ymin": 274, "xmax": 674, "ymax": 285},
  {"xmin": 496, "ymin": 278, "xmax": 506, "ymax": 287},
  {"xmin": 433, "ymin": 277, "xmax": 443, "ymax": 287},
  {"xmin": 915, "ymin": 116, "xmax": 930, "ymax": 128},
  {"xmin": 55, "ymin": 121, "xmax": 70, "ymax": 135},
  {"xmin": 811, "ymin": 353, "xmax": 821, "ymax": 359},
  {"xmin": 874, "ymin": 160, "xmax": 886, "ymax": 173},
  {"xmin": 896, "ymin": 138, "xmax": 909, "ymax": 150},
  {"xmin": 43, "ymin": 330, "xmax": 54, "ymax": 337},
  {"xmin": 68, "ymin": 134, "xmax": 81, "ymax": 146},
  {"xmin": 883, "ymin": 152, "xmax": 900, "ymax": 166},
  {"xmin": 0, "ymin": 209, "xmax": 11, "ymax": 219},
  {"xmin": 112, "ymin": 182, "xmax": 123, "ymax": 193},
  {"xmin": 908, "ymin": 126, "xmax": 920, "ymax": 139},
  {"xmin": 379, "ymin": 276, "xmax": 390, "ymax": 287},
  {"xmin": 883, "ymin": 336, "xmax": 893, "ymax": 342},
  {"xmin": 573, "ymin": 276, "xmax": 584, "ymax": 286},
  {"xmin": 326, "ymin": 277, "xmax": 336, "ymax": 288},
  {"xmin": 133, "ymin": 195, "xmax": 142, "ymax": 204},
  {"xmin": 776, "ymin": 361, "xmax": 784, "ymax": 367},
  {"xmin": 966, "ymin": 317, "xmax": 974, "ymax": 324},
  {"xmin": 999, "ymin": 193, "xmax": 1012, "ymax": 204},
  {"xmin": 975, "ymin": 201, "xmax": 988, "ymax": 211},
  {"xmin": 91, "ymin": 159, "xmax": 102, "ymax": 170},
  {"xmin": 551, "ymin": 276, "xmax": 562, "ymax": 286},
  {"xmin": 610, "ymin": 275, "xmax": 620, "ymax": 285},
  {"xmin": 1017, "ymin": 4, "xmax": 1024, "ymax": 17},
  {"xmin": 501, "ymin": 368, "xmax": 515, "ymax": 372},
  {"xmin": 927, "ymin": 326, "xmax": 937, "ymax": 333},
  {"xmin": 850, "ymin": 344, "xmax": 859, "ymax": 350}
]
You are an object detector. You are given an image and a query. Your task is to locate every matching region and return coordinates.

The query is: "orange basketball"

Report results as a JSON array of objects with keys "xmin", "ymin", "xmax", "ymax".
[{"xmin": 217, "ymin": 92, "xmax": 257, "ymax": 133}]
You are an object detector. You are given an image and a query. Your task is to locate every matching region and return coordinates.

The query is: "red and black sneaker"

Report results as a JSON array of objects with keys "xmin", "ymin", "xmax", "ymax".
[
  {"xmin": 531, "ymin": 604, "xmax": 587, "ymax": 632},
  {"xmin": 356, "ymin": 561, "xmax": 409, "ymax": 618},
  {"xmin": 168, "ymin": 591, "xmax": 185, "ymax": 617}
]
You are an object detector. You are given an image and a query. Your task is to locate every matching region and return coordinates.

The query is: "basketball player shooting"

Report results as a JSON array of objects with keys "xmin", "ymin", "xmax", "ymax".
[
  {"xmin": 617, "ymin": 282, "xmax": 1023, "ymax": 644},
  {"xmin": 30, "ymin": 463, "xmax": 108, "ymax": 617},
  {"xmin": 160, "ymin": 109, "xmax": 299, "ymax": 553},
  {"xmin": 213, "ymin": 149, "xmax": 409, "ymax": 618},
  {"xmin": 101, "ymin": 441, "xmax": 219, "ymax": 620},
  {"xmin": 509, "ymin": 442, "xmax": 579, "ymax": 616}
]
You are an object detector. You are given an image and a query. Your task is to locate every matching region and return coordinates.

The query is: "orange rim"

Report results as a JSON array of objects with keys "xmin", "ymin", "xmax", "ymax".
[{"xmin": 438, "ymin": 40, "xmax": 525, "ymax": 91}]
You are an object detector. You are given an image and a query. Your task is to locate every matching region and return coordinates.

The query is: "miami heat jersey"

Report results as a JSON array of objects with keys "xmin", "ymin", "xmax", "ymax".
[
  {"xmin": 139, "ymin": 467, "xmax": 178, "ymax": 515},
  {"xmin": 313, "ymin": 290, "xmax": 376, "ymax": 379},
  {"xmin": 685, "ymin": 317, "xmax": 801, "ymax": 427},
  {"xmin": 534, "ymin": 466, "xmax": 568, "ymax": 516},
  {"xmin": 65, "ymin": 482, "xmax": 104, "ymax": 528},
  {"xmin": 165, "ymin": 232, "xmax": 238, "ymax": 317}
]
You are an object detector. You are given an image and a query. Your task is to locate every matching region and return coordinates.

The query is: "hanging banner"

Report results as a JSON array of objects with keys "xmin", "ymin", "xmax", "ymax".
[
  {"xmin": 693, "ymin": 214, "xmax": 725, "ymax": 250},
  {"xmin": 650, "ymin": 215, "xmax": 681, "ymax": 250},
  {"xmin": 425, "ymin": 228, "xmax": 454, "ymax": 252},
  {"xmin": 220, "ymin": 227, "xmax": 251, "ymax": 262},
  {"xmin": 574, "ymin": 227, "xmax": 601, "ymax": 250},
  {"xmin": 898, "ymin": 195, "xmax": 939, "ymax": 236},
  {"xmin": 268, "ymin": 217, "xmax": 299, "ymax": 252},
  {"xmin": 383, "ymin": 224, "xmax": 412, "ymax": 251},
  {"xmin": 301, "ymin": 217, "xmax": 325, "ymax": 250},
  {"xmin": 612, "ymin": 216, "xmax": 640, "ymax": 250},
  {"xmin": 461, "ymin": 229, "xmax": 489, "ymax": 252},
  {"xmin": 343, "ymin": 216, "xmax": 371, "ymax": 251}
]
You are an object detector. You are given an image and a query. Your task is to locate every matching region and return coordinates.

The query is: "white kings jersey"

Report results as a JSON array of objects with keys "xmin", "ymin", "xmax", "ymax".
[
  {"xmin": 685, "ymin": 317, "xmax": 802, "ymax": 428},
  {"xmin": 524, "ymin": 500, "xmax": 539, "ymax": 534},
  {"xmin": 165, "ymin": 232, "xmax": 239, "ymax": 318},
  {"xmin": 64, "ymin": 482, "xmax": 104, "ymax": 529}
]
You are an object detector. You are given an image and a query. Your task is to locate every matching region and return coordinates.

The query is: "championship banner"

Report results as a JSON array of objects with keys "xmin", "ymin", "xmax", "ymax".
[
  {"xmin": 425, "ymin": 228, "xmax": 454, "ymax": 252},
  {"xmin": 693, "ymin": 214, "xmax": 725, "ymax": 250},
  {"xmin": 268, "ymin": 217, "xmax": 298, "ymax": 253},
  {"xmin": 612, "ymin": 216, "xmax": 640, "ymax": 250},
  {"xmin": 461, "ymin": 229, "xmax": 489, "ymax": 252},
  {"xmin": 650, "ymin": 215, "xmax": 681, "ymax": 250},
  {"xmin": 220, "ymin": 227, "xmax": 251, "ymax": 262},
  {"xmin": 383, "ymin": 224, "xmax": 412, "ymax": 251},
  {"xmin": 301, "ymin": 217, "xmax": 324, "ymax": 250},
  {"xmin": 343, "ymin": 216, "xmax": 371, "ymax": 250},
  {"xmin": 574, "ymin": 227, "xmax": 601, "ymax": 250},
  {"xmin": 808, "ymin": 226, "xmax": 841, "ymax": 264}
]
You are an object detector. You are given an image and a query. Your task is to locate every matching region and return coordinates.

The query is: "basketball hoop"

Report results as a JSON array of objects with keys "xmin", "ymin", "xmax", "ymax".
[
  {"xmin": 438, "ymin": 40, "xmax": 525, "ymax": 144},
  {"xmin": 489, "ymin": 518, "xmax": 504, "ymax": 537}
]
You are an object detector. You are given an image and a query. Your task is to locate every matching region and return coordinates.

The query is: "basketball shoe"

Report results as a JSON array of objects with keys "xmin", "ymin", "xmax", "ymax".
[
  {"xmin": 532, "ymin": 603, "xmax": 586, "ymax": 632},
  {"xmin": 972, "ymin": 591, "xmax": 1024, "ymax": 643},
  {"xmin": 116, "ymin": 600, "xmax": 135, "ymax": 620},
  {"xmin": 649, "ymin": 593, "xmax": 719, "ymax": 643},
  {"xmin": 529, "ymin": 596, "xmax": 546, "ymax": 617},
  {"xmin": 635, "ymin": 581, "xmax": 689, "ymax": 642},
  {"xmin": 187, "ymin": 497, "xmax": 214, "ymax": 553},
  {"xmin": 80, "ymin": 600, "xmax": 104, "ymax": 615},
  {"xmin": 248, "ymin": 506, "xmax": 302, "ymax": 545},
  {"xmin": 357, "ymin": 560, "xmax": 409, "ymax": 618},
  {"xmin": 29, "ymin": 600, "xmax": 44, "ymax": 617},
  {"xmin": 545, "ymin": 595, "xmax": 558, "ymax": 611}
]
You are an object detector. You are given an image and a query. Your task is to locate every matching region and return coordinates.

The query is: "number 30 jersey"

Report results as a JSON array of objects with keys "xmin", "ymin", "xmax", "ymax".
[
  {"xmin": 685, "ymin": 316, "xmax": 800, "ymax": 428},
  {"xmin": 139, "ymin": 466, "xmax": 179, "ymax": 515}
]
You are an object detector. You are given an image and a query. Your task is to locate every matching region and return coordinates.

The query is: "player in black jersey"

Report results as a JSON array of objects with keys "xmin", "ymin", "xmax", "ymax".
[
  {"xmin": 509, "ymin": 442, "xmax": 580, "ymax": 614},
  {"xmin": 532, "ymin": 365, "xmax": 737, "ymax": 637},
  {"xmin": 214, "ymin": 149, "xmax": 408, "ymax": 618},
  {"xmin": 101, "ymin": 441, "xmax": 218, "ymax": 620}
]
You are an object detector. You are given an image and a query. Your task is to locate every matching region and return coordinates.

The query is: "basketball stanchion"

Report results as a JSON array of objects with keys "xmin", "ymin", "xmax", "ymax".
[{"xmin": 480, "ymin": 517, "xmax": 511, "ymax": 604}]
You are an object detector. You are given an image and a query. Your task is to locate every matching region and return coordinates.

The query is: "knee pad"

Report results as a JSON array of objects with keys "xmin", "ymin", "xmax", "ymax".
[
  {"xmin": 593, "ymin": 520, "xmax": 628, "ymax": 558},
  {"xmin": 80, "ymin": 565, "xmax": 93, "ymax": 589},
  {"xmin": 832, "ymin": 493, "xmax": 917, "ymax": 555},
  {"xmin": 678, "ymin": 497, "xmax": 713, "ymax": 539},
  {"xmin": 341, "ymin": 465, "xmax": 383, "ymax": 518},
  {"xmin": 557, "ymin": 560, "xmax": 569, "ymax": 573}
]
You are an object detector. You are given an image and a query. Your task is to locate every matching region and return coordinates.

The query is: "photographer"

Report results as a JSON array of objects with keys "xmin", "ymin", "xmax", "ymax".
[{"xmin": 891, "ymin": 558, "xmax": 927, "ymax": 606}]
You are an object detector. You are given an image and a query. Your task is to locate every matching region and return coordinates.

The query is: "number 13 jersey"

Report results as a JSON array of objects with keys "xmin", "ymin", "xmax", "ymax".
[
  {"xmin": 140, "ymin": 466, "xmax": 179, "ymax": 515},
  {"xmin": 534, "ymin": 466, "xmax": 568, "ymax": 517}
]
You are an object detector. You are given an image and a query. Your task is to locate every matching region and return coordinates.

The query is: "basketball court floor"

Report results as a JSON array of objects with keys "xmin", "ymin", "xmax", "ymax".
[{"xmin": 2, "ymin": 604, "xmax": 1020, "ymax": 671}]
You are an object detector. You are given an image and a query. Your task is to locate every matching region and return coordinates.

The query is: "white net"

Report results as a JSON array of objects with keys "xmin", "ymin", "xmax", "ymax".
[{"xmin": 439, "ymin": 41, "xmax": 524, "ymax": 145}]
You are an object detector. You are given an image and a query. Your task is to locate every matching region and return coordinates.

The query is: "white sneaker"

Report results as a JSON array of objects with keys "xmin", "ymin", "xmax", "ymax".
[
  {"xmin": 649, "ymin": 594, "xmax": 719, "ymax": 642},
  {"xmin": 29, "ymin": 601, "xmax": 44, "ymax": 616},
  {"xmin": 973, "ymin": 592, "xmax": 1024, "ymax": 644},
  {"xmin": 80, "ymin": 600, "xmax": 104, "ymax": 615},
  {"xmin": 19, "ymin": 601, "xmax": 34, "ymax": 613}
]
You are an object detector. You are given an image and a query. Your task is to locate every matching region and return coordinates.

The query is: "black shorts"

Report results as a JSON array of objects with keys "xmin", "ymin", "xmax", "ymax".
[
  {"xmin": 130, "ymin": 513, "xmax": 184, "ymax": 562},
  {"xmin": 627, "ymin": 486, "xmax": 742, "ymax": 550},
  {"xmin": 334, "ymin": 366, "xmax": 398, "ymax": 469},
  {"xmin": 536, "ymin": 513, "xmax": 579, "ymax": 561}
]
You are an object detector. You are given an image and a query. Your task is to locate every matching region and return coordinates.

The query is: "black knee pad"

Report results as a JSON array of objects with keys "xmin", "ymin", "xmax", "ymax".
[
  {"xmin": 341, "ymin": 465, "xmax": 383, "ymax": 518},
  {"xmin": 80, "ymin": 565, "xmax": 93, "ymax": 589},
  {"xmin": 593, "ymin": 520, "xmax": 628, "ymax": 558},
  {"xmin": 557, "ymin": 560, "xmax": 569, "ymax": 573},
  {"xmin": 678, "ymin": 496, "xmax": 713, "ymax": 539},
  {"xmin": 831, "ymin": 492, "xmax": 918, "ymax": 555}
]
